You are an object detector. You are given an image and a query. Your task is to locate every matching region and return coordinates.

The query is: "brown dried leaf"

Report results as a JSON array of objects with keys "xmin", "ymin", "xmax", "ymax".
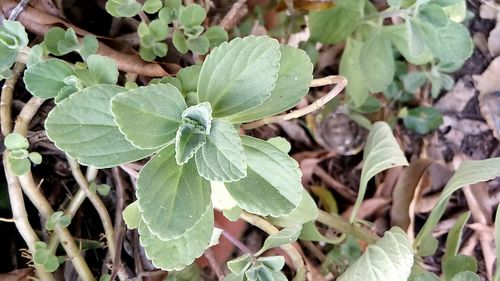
[
  {"xmin": 0, "ymin": 269, "xmax": 33, "ymax": 281},
  {"xmin": 479, "ymin": 92, "xmax": 500, "ymax": 141},
  {"xmin": 473, "ymin": 57, "xmax": 500, "ymax": 95}
]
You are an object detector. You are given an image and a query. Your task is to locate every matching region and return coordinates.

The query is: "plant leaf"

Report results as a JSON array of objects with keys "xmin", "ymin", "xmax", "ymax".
[
  {"xmin": 309, "ymin": 0, "xmax": 365, "ymax": 44},
  {"xmin": 227, "ymin": 45, "xmax": 313, "ymax": 123},
  {"xmin": 385, "ymin": 24, "xmax": 433, "ymax": 65},
  {"xmin": 299, "ymin": 221, "xmax": 344, "ymax": 244},
  {"xmin": 339, "ymin": 37, "xmax": 369, "ymax": 108},
  {"xmin": 123, "ymin": 201, "xmax": 141, "ymax": 230},
  {"xmin": 359, "ymin": 29, "xmax": 395, "ymax": 93},
  {"xmin": 415, "ymin": 158, "xmax": 500, "ymax": 249},
  {"xmin": 256, "ymin": 225, "xmax": 302, "ymax": 256},
  {"xmin": 450, "ymin": 272, "xmax": 480, "ymax": 281},
  {"xmin": 4, "ymin": 133, "xmax": 29, "ymax": 150},
  {"xmin": 179, "ymin": 4, "xmax": 206, "ymax": 28},
  {"xmin": 227, "ymin": 254, "xmax": 253, "ymax": 275},
  {"xmin": 84, "ymin": 54, "xmax": 119, "ymax": 85},
  {"xmin": 138, "ymin": 203, "xmax": 214, "ymax": 271},
  {"xmin": 197, "ymin": 36, "xmax": 280, "ymax": 119},
  {"xmin": 195, "ymin": 120, "xmax": 247, "ymax": 182},
  {"xmin": 225, "ymin": 136, "xmax": 303, "ymax": 217},
  {"xmin": 24, "ymin": 59, "xmax": 74, "ymax": 99},
  {"xmin": 136, "ymin": 145, "xmax": 212, "ymax": 240},
  {"xmin": 444, "ymin": 255, "xmax": 477, "ymax": 280},
  {"xmin": 267, "ymin": 190, "xmax": 318, "ymax": 227},
  {"xmin": 337, "ymin": 227, "xmax": 414, "ymax": 281},
  {"xmin": 45, "ymin": 85, "xmax": 155, "ymax": 168},
  {"xmin": 349, "ymin": 122, "xmax": 408, "ymax": 222},
  {"xmin": 111, "ymin": 84, "xmax": 186, "ymax": 149},
  {"xmin": 175, "ymin": 103, "xmax": 212, "ymax": 164}
]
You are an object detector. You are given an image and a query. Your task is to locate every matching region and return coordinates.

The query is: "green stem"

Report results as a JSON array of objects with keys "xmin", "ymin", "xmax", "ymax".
[
  {"xmin": 239, "ymin": 211, "xmax": 306, "ymax": 281},
  {"xmin": 316, "ymin": 210, "xmax": 379, "ymax": 244}
]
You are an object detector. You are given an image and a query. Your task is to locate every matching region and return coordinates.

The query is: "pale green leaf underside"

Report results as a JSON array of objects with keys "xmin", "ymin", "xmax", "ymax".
[
  {"xmin": 338, "ymin": 227, "xmax": 414, "ymax": 281},
  {"xmin": 415, "ymin": 158, "xmax": 500, "ymax": 248},
  {"xmin": 225, "ymin": 136, "xmax": 303, "ymax": 217},
  {"xmin": 111, "ymin": 84, "xmax": 186, "ymax": 149},
  {"xmin": 139, "ymin": 203, "xmax": 214, "ymax": 271},
  {"xmin": 339, "ymin": 37, "xmax": 369, "ymax": 108},
  {"xmin": 45, "ymin": 85, "xmax": 155, "ymax": 168},
  {"xmin": 195, "ymin": 120, "xmax": 247, "ymax": 182},
  {"xmin": 175, "ymin": 125, "xmax": 207, "ymax": 165},
  {"xmin": 122, "ymin": 201, "xmax": 141, "ymax": 230},
  {"xmin": 227, "ymin": 45, "xmax": 313, "ymax": 123},
  {"xmin": 350, "ymin": 122, "xmax": 408, "ymax": 222},
  {"xmin": 256, "ymin": 225, "xmax": 302, "ymax": 256},
  {"xmin": 136, "ymin": 145, "xmax": 212, "ymax": 240},
  {"xmin": 197, "ymin": 36, "xmax": 280, "ymax": 119},
  {"xmin": 267, "ymin": 190, "xmax": 318, "ymax": 227},
  {"xmin": 385, "ymin": 24, "xmax": 433, "ymax": 65},
  {"xmin": 24, "ymin": 59, "xmax": 74, "ymax": 99}
]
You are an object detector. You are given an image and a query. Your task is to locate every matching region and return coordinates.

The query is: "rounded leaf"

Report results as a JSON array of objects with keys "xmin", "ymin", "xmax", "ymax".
[{"xmin": 24, "ymin": 59, "xmax": 74, "ymax": 99}]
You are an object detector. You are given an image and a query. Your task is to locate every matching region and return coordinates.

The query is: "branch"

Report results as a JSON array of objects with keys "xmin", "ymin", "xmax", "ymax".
[
  {"xmin": 316, "ymin": 210, "xmax": 379, "ymax": 244},
  {"xmin": 242, "ymin": 76, "xmax": 347, "ymax": 130}
]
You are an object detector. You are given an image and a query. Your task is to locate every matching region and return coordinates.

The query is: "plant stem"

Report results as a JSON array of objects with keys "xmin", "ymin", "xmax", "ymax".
[
  {"xmin": 1, "ymin": 63, "xmax": 25, "ymax": 136},
  {"xmin": 67, "ymin": 158, "xmax": 117, "ymax": 262},
  {"xmin": 239, "ymin": 211, "xmax": 306, "ymax": 281},
  {"xmin": 316, "ymin": 210, "xmax": 379, "ymax": 244},
  {"xmin": 12, "ymin": 97, "xmax": 95, "ymax": 281},
  {"xmin": 242, "ymin": 75, "xmax": 347, "ymax": 130}
]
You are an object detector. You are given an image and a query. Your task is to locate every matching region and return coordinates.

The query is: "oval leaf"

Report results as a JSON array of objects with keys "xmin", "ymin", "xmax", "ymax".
[
  {"xmin": 45, "ymin": 85, "xmax": 156, "ymax": 168},
  {"xmin": 195, "ymin": 120, "xmax": 247, "ymax": 182},
  {"xmin": 350, "ymin": 122, "xmax": 408, "ymax": 222},
  {"xmin": 338, "ymin": 227, "xmax": 414, "ymax": 281},
  {"xmin": 197, "ymin": 36, "xmax": 280, "ymax": 119},
  {"xmin": 225, "ymin": 136, "xmax": 303, "ymax": 217},
  {"xmin": 24, "ymin": 59, "xmax": 74, "ymax": 99},
  {"xmin": 111, "ymin": 84, "xmax": 186, "ymax": 149},
  {"xmin": 228, "ymin": 45, "xmax": 313, "ymax": 123},
  {"xmin": 136, "ymin": 145, "xmax": 212, "ymax": 240},
  {"xmin": 255, "ymin": 225, "xmax": 302, "ymax": 256},
  {"xmin": 139, "ymin": 203, "xmax": 214, "ymax": 271}
]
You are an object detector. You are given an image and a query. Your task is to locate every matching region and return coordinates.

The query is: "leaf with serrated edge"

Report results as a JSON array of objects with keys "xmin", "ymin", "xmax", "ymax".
[
  {"xmin": 267, "ymin": 190, "xmax": 318, "ymax": 227},
  {"xmin": 256, "ymin": 225, "xmax": 301, "ymax": 256},
  {"xmin": 360, "ymin": 29, "xmax": 395, "ymax": 93},
  {"xmin": 350, "ymin": 122, "xmax": 408, "ymax": 222},
  {"xmin": 227, "ymin": 45, "xmax": 313, "ymax": 123},
  {"xmin": 414, "ymin": 158, "xmax": 500, "ymax": 249},
  {"xmin": 137, "ymin": 145, "xmax": 212, "ymax": 240},
  {"xmin": 338, "ymin": 227, "xmax": 414, "ymax": 281},
  {"xmin": 111, "ymin": 84, "xmax": 186, "ymax": 149},
  {"xmin": 195, "ymin": 120, "xmax": 246, "ymax": 182},
  {"xmin": 24, "ymin": 59, "xmax": 74, "ymax": 99},
  {"xmin": 175, "ymin": 125, "xmax": 206, "ymax": 165},
  {"xmin": 225, "ymin": 136, "xmax": 303, "ymax": 217},
  {"xmin": 197, "ymin": 36, "xmax": 280, "ymax": 119},
  {"xmin": 139, "ymin": 203, "xmax": 214, "ymax": 271},
  {"xmin": 45, "ymin": 85, "xmax": 156, "ymax": 168}
]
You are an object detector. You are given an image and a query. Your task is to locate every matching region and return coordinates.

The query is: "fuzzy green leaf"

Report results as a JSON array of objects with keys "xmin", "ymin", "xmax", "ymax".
[
  {"xmin": 339, "ymin": 37, "xmax": 369, "ymax": 107},
  {"xmin": 195, "ymin": 120, "xmax": 246, "ymax": 182},
  {"xmin": 360, "ymin": 29, "xmax": 395, "ymax": 93},
  {"xmin": 139, "ymin": 203, "xmax": 214, "ymax": 270},
  {"xmin": 267, "ymin": 190, "xmax": 318, "ymax": 227},
  {"xmin": 197, "ymin": 36, "xmax": 280, "ymax": 119},
  {"xmin": 123, "ymin": 201, "xmax": 141, "ymax": 230},
  {"xmin": 227, "ymin": 254, "xmax": 253, "ymax": 275},
  {"xmin": 136, "ymin": 145, "xmax": 212, "ymax": 240},
  {"xmin": 45, "ymin": 85, "xmax": 156, "ymax": 168},
  {"xmin": 205, "ymin": 26, "xmax": 228, "ymax": 48},
  {"xmin": 450, "ymin": 272, "xmax": 480, "ymax": 281},
  {"xmin": 227, "ymin": 45, "xmax": 313, "ymax": 123},
  {"xmin": 338, "ymin": 227, "xmax": 413, "ymax": 281},
  {"xmin": 385, "ymin": 24, "xmax": 433, "ymax": 65},
  {"xmin": 350, "ymin": 122, "xmax": 408, "ymax": 222},
  {"xmin": 105, "ymin": 0, "xmax": 142, "ymax": 17},
  {"xmin": 111, "ymin": 84, "xmax": 186, "ymax": 149},
  {"xmin": 187, "ymin": 35, "xmax": 210, "ymax": 54},
  {"xmin": 24, "ymin": 59, "xmax": 74, "ymax": 99},
  {"xmin": 256, "ymin": 225, "xmax": 301, "ymax": 256},
  {"xmin": 178, "ymin": 4, "xmax": 206, "ymax": 28},
  {"xmin": 4, "ymin": 133, "xmax": 29, "ymax": 150},
  {"xmin": 226, "ymin": 136, "xmax": 303, "ymax": 217}
]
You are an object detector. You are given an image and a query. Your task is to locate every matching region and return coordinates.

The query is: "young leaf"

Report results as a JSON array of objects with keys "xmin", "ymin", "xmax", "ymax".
[
  {"xmin": 402, "ymin": 106, "xmax": 443, "ymax": 134},
  {"xmin": 24, "ymin": 59, "xmax": 74, "ymax": 99},
  {"xmin": 227, "ymin": 45, "xmax": 313, "ymax": 123},
  {"xmin": 111, "ymin": 84, "xmax": 186, "ymax": 149},
  {"xmin": 4, "ymin": 133, "xmax": 29, "ymax": 150},
  {"xmin": 8, "ymin": 156, "xmax": 31, "ymax": 176},
  {"xmin": 84, "ymin": 55, "xmax": 119, "ymax": 85},
  {"xmin": 138, "ymin": 203, "xmax": 214, "ymax": 270},
  {"xmin": 227, "ymin": 254, "xmax": 253, "ymax": 275},
  {"xmin": 444, "ymin": 255, "xmax": 477, "ymax": 280},
  {"xmin": 45, "ymin": 85, "xmax": 156, "ymax": 168},
  {"xmin": 385, "ymin": 24, "xmax": 433, "ymax": 65},
  {"xmin": 143, "ymin": 0, "xmax": 163, "ymax": 14},
  {"xmin": 173, "ymin": 29, "xmax": 189, "ymax": 54},
  {"xmin": 178, "ymin": 4, "xmax": 206, "ymax": 28},
  {"xmin": 136, "ymin": 145, "xmax": 212, "ymax": 240},
  {"xmin": 105, "ymin": 0, "xmax": 142, "ymax": 17},
  {"xmin": 299, "ymin": 221, "xmax": 344, "ymax": 244},
  {"xmin": 309, "ymin": 0, "xmax": 365, "ymax": 44},
  {"xmin": 403, "ymin": 71, "xmax": 427, "ymax": 93},
  {"xmin": 175, "ymin": 103, "xmax": 212, "ymax": 164},
  {"xmin": 339, "ymin": 37, "xmax": 369, "ymax": 108},
  {"xmin": 350, "ymin": 122, "xmax": 408, "ymax": 222},
  {"xmin": 267, "ymin": 190, "xmax": 318, "ymax": 227},
  {"xmin": 79, "ymin": 35, "xmax": 99, "ymax": 60},
  {"xmin": 225, "ymin": 136, "xmax": 303, "ymax": 217},
  {"xmin": 187, "ymin": 35, "xmax": 210, "ymax": 54},
  {"xmin": 450, "ymin": 272, "xmax": 480, "ymax": 281},
  {"xmin": 257, "ymin": 256, "xmax": 285, "ymax": 271},
  {"xmin": 359, "ymin": 29, "xmax": 395, "ymax": 93},
  {"xmin": 28, "ymin": 152, "xmax": 42, "ymax": 165},
  {"xmin": 197, "ymin": 36, "xmax": 280, "ymax": 119},
  {"xmin": 0, "ymin": 19, "xmax": 29, "ymax": 49},
  {"xmin": 177, "ymin": 65, "xmax": 201, "ymax": 94},
  {"xmin": 205, "ymin": 26, "xmax": 228, "ymax": 48},
  {"xmin": 195, "ymin": 120, "xmax": 247, "ymax": 182},
  {"xmin": 256, "ymin": 225, "xmax": 301, "ymax": 256},
  {"xmin": 414, "ymin": 158, "xmax": 500, "ymax": 249},
  {"xmin": 337, "ymin": 227, "xmax": 413, "ymax": 281},
  {"xmin": 123, "ymin": 201, "xmax": 141, "ymax": 230}
]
